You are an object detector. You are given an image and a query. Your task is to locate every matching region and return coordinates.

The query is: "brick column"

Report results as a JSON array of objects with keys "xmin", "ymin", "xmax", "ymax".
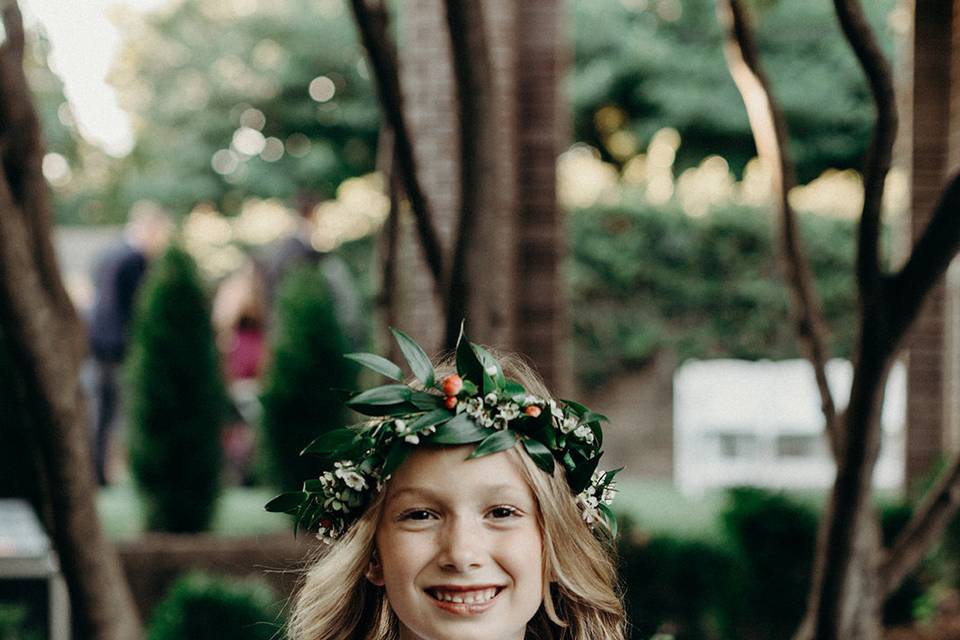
[
  {"xmin": 396, "ymin": 2, "xmax": 569, "ymax": 391},
  {"xmin": 905, "ymin": 0, "xmax": 954, "ymax": 489}
]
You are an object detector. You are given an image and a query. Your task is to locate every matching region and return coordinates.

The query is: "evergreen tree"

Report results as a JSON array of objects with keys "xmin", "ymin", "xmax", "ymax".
[
  {"xmin": 127, "ymin": 246, "xmax": 226, "ymax": 532},
  {"xmin": 259, "ymin": 265, "xmax": 358, "ymax": 493}
]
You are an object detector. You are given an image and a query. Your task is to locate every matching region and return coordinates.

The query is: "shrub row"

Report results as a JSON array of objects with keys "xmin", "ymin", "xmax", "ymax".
[
  {"xmin": 620, "ymin": 487, "xmax": 931, "ymax": 639},
  {"xmin": 569, "ymin": 201, "xmax": 864, "ymax": 388}
]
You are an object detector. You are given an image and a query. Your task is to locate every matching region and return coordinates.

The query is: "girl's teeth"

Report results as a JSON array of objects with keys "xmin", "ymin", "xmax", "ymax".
[{"xmin": 433, "ymin": 588, "xmax": 497, "ymax": 603}]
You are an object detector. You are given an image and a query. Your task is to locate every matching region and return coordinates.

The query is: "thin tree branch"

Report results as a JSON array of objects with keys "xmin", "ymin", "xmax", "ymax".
[
  {"xmin": 442, "ymin": 0, "xmax": 493, "ymax": 349},
  {"xmin": 878, "ymin": 172, "xmax": 960, "ymax": 596},
  {"xmin": 718, "ymin": 0, "xmax": 839, "ymax": 451},
  {"xmin": 882, "ymin": 448, "xmax": 960, "ymax": 597},
  {"xmin": 348, "ymin": 0, "xmax": 447, "ymax": 303},
  {"xmin": 793, "ymin": 2, "xmax": 899, "ymax": 637},
  {"xmin": 888, "ymin": 172, "xmax": 960, "ymax": 342},
  {"xmin": 833, "ymin": 0, "xmax": 897, "ymax": 302}
]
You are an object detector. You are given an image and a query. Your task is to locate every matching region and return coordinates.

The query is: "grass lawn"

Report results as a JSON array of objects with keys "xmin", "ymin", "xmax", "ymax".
[
  {"xmin": 98, "ymin": 476, "xmax": 730, "ymax": 541},
  {"xmin": 97, "ymin": 483, "xmax": 288, "ymax": 539}
]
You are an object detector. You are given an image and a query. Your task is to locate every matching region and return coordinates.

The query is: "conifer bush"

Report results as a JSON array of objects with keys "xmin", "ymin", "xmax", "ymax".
[
  {"xmin": 259, "ymin": 264, "xmax": 358, "ymax": 493},
  {"xmin": 147, "ymin": 572, "xmax": 278, "ymax": 640},
  {"xmin": 127, "ymin": 245, "xmax": 226, "ymax": 532}
]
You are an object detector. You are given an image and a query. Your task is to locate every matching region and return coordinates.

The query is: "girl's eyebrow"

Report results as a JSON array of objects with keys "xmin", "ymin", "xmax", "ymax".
[{"xmin": 388, "ymin": 484, "xmax": 532, "ymax": 503}]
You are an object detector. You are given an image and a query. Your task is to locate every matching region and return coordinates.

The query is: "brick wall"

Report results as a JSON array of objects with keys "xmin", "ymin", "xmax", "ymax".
[
  {"xmin": 395, "ymin": 1, "xmax": 569, "ymax": 392},
  {"xmin": 906, "ymin": 0, "xmax": 955, "ymax": 489}
]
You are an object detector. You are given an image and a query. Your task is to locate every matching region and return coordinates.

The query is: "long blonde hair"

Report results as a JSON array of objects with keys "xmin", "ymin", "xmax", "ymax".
[{"xmin": 286, "ymin": 352, "xmax": 626, "ymax": 640}]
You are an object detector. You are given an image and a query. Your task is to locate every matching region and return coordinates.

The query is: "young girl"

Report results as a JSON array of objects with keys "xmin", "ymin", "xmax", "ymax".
[{"xmin": 267, "ymin": 328, "xmax": 626, "ymax": 640}]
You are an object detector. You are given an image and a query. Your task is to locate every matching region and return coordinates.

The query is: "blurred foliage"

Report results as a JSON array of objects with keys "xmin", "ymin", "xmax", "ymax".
[
  {"xmin": 718, "ymin": 487, "xmax": 817, "ymax": 639},
  {"xmin": 106, "ymin": 0, "xmax": 378, "ymax": 217},
  {"xmin": 571, "ymin": 0, "xmax": 898, "ymax": 183},
  {"xmin": 0, "ymin": 602, "xmax": 41, "ymax": 640},
  {"xmin": 620, "ymin": 487, "xmax": 930, "ymax": 639},
  {"xmin": 147, "ymin": 572, "xmax": 279, "ymax": 640},
  {"xmin": 620, "ymin": 522, "xmax": 734, "ymax": 639},
  {"xmin": 258, "ymin": 264, "xmax": 358, "ymax": 493},
  {"xmin": 26, "ymin": 0, "xmax": 900, "ymax": 223},
  {"xmin": 127, "ymin": 246, "xmax": 226, "ymax": 532},
  {"xmin": 569, "ymin": 201, "xmax": 865, "ymax": 387}
]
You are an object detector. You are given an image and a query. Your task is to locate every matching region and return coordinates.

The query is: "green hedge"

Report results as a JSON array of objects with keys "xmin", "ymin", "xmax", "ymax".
[
  {"xmin": 127, "ymin": 246, "xmax": 226, "ymax": 532},
  {"xmin": 259, "ymin": 265, "xmax": 358, "ymax": 493},
  {"xmin": 147, "ymin": 572, "xmax": 278, "ymax": 640},
  {"xmin": 619, "ymin": 487, "xmax": 929, "ymax": 639},
  {"xmin": 569, "ymin": 202, "xmax": 860, "ymax": 387}
]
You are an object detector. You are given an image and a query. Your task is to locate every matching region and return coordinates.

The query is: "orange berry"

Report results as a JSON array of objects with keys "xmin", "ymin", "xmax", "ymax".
[
  {"xmin": 441, "ymin": 374, "xmax": 463, "ymax": 397},
  {"xmin": 444, "ymin": 395, "xmax": 458, "ymax": 410},
  {"xmin": 524, "ymin": 405, "xmax": 542, "ymax": 418}
]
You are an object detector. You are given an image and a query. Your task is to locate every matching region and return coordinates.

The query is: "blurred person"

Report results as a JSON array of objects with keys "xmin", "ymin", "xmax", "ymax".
[
  {"xmin": 212, "ymin": 259, "xmax": 267, "ymax": 485},
  {"xmin": 87, "ymin": 204, "xmax": 173, "ymax": 486},
  {"xmin": 260, "ymin": 195, "xmax": 365, "ymax": 348}
]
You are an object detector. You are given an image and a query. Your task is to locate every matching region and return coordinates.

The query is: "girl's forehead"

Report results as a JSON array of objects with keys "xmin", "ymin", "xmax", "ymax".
[{"xmin": 386, "ymin": 445, "xmax": 534, "ymax": 498}]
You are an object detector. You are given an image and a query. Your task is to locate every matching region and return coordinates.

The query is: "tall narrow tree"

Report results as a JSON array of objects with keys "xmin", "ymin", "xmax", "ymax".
[
  {"xmin": 0, "ymin": 2, "xmax": 142, "ymax": 637},
  {"xmin": 718, "ymin": 1, "xmax": 960, "ymax": 638}
]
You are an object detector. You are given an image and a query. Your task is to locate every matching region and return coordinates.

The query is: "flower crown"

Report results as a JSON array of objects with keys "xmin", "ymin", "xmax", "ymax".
[{"xmin": 265, "ymin": 325, "xmax": 620, "ymax": 542}]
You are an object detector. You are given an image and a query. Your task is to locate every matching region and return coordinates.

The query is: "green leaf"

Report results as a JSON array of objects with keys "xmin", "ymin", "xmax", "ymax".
[
  {"xmin": 301, "ymin": 428, "xmax": 357, "ymax": 456},
  {"xmin": 598, "ymin": 503, "xmax": 618, "ymax": 537},
  {"xmin": 429, "ymin": 412, "xmax": 489, "ymax": 444},
  {"xmin": 382, "ymin": 440, "xmax": 412, "ymax": 477},
  {"xmin": 521, "ymin": 438, "xmax": 555, "ymax": 474},
  {"xmin": 504, "ymin": 379, "xmax": 526, "ymax": 400},
  {"xmin": 567, "ymin": 454, "xmax": 602, "ymax": 494},
  {"xmin": 347, "ymin": 384, "xmax": 412, "ymax": 406},
  {"xmin": 468, "ymin": 430, "xmax": 518, "ymax": 459},
  {"xmin": 390, "ymin": 327, "xmax": 435, "ymax": 387},
  {"xmin": 265, "ymin": 492, "xmax": 306, "ymax": 513},
  {"xmin": 473, "ymin": 344, "xmax": 505, "ymax": 392},
  {"xmin": 344, "ymin": 352, "xmax": 403, "ymax": 381},
  {"xmin": 455, "ymin": 323, "xmax": 485, "ymax": 384},
  {"xmin": 410, "ymin": 391, "xmax": 444, "ymax": 411},
  {"xmin": 407, "ymin": 408, "xmax": 453, "ymax": 433},
  {"xmin": 348, "ymin": 401, "xmax": 420, "ymax": 417}
]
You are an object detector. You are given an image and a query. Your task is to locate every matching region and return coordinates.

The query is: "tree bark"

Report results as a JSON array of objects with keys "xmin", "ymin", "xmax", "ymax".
[
  {"xmin": 441, "ymin": 0, "xmax": 495, "ymax": 348},
  {"xmin": 717, "ymin": 0, "xmax": 839, "ymax": 452},
  {"xmin": 0, "ymin": 3, "xmax": 143, "ymax": 638},
  {"xmin": 348, "ymin": 0, "xmax": 448, "ymax": 305},
  {"xmin": 717, "ymin": 0, "xmax": 960, "ymax": 637}
]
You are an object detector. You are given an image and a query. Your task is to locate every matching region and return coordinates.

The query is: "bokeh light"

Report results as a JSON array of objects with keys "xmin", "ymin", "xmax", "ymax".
[{"xmin": 309, "ymin": 76, "xmax": 336, "ymax": 103}]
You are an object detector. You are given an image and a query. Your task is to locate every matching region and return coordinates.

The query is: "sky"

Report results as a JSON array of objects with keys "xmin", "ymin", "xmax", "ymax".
[{"xmin": 19, "ymin": 0, "xmax": 172, "ymax": 156}]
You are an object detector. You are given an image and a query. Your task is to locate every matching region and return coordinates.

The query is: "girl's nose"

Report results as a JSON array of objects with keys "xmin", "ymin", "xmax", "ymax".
[{"xmin": 437, "ymin": 517, "xmax": 484, "ymax": 572}]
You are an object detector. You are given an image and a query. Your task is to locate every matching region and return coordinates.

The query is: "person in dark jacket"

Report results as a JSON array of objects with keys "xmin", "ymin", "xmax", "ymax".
[{"xmin": 87, "ymin": 206, "xmax": 172, "ymax": 485}]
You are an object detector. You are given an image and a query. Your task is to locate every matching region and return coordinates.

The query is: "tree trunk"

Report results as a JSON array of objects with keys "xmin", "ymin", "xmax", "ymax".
[{"xmin": 0, "ymin": 3, "xmax": 143, "ymax": 638}]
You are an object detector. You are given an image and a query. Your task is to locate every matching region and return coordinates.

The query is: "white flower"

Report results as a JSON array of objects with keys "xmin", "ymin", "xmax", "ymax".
[
  {"xmin": 485, "ymin": 365, "xmax": 498, "ymax": 376},
  {"xmin": 573, "ymin": 424, "xmax": 594, "ymax": 443},
  {"xmin": 404, "ymin": 434, "xmax": 420, "ymax": 445},
  {"xmin": 465, "ymin": 397, "xmax": 484, "ymax": 417},
  {"xmin": 522, "ymin": 394, "xmax": 540, "ymax": 406},
  {"xmin": 395, "ymin": 419, "xmax": 406, "ymax": 431},
  {"xmin": 561, "ymin": 416, "xmax": 578, "ymax": 434},
  {"xmin": 493, "ymin": 417, "xmax": 508, "ymax": 430},
  {"xmin": 484, "ymin": 392, "xmax": 498, "ymax": 406},
  {"xmin": 480, "ymin": 414, "xmax": 495, "ymax": 428},
  {"xmin": 334, "ymin": 461, "xmax": 367, "ymax": 491},
  {"xmin": 499, "ymin": 402, "xmax": 520, "ymax": 421}
]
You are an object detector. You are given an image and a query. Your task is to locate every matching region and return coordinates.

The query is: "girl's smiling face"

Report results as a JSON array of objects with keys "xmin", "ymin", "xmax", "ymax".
[{"xmin": 367, "ymin": 445, "xmax": 544, "ymax": 640}]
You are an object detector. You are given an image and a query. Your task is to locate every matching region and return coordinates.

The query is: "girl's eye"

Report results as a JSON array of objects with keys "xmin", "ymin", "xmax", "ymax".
[
  {"xmin": 399, "ymin": 509, "xmax": 435, "ymax": 521},
  {"xmin": 489, "ymin": 506, "xmax": 520, "ymax": 519}
]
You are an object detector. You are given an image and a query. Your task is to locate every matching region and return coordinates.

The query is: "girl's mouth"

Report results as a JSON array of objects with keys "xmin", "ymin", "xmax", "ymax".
[{"xmin": 426, "ymin": 586, "xmax": 503, "ymax": 614}]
